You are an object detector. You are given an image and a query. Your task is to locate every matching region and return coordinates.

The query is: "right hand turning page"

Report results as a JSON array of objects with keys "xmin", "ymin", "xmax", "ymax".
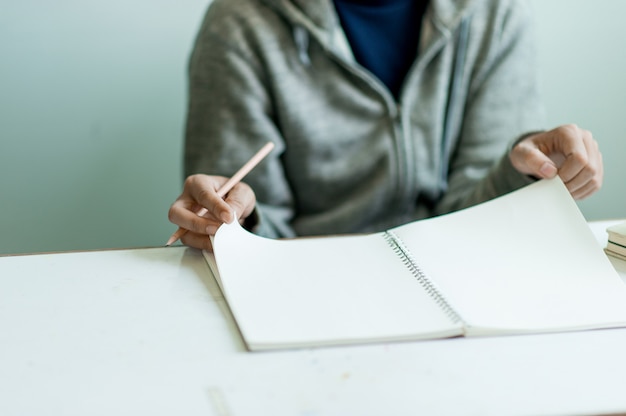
[{"xmin": 209, "ymin": 178, "xmax": 626, "ymax": 351}]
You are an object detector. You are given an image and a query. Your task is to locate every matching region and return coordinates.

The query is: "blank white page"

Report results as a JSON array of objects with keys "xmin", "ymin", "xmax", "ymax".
[
  {"xmin": 212, "ymin": 222, "xmax": 463, "ymax": 350},
  {"xmin": 392, "ymin": 178, "xmax": 626, "ymax": 334}
]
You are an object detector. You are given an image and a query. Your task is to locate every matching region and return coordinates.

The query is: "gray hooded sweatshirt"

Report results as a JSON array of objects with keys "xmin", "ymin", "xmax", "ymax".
[{"xmin": 184, "ymin": 0, "xmax": 545, "ymax": 238}]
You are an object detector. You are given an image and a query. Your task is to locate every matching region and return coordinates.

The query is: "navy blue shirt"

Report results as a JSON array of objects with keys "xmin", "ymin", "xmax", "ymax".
[{"xmin": 333, "ymin": 0, "xmax": 428, "ymax": 99}]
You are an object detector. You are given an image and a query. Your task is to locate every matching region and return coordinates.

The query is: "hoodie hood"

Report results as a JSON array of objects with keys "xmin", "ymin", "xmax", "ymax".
[
  {"xmin": 258, "ymin": 0, "xmax": 477, "ymax": 66},
  {"xmin": 260, "ymin": 0, "xmax": 477, "ymax": 35},
  {"xmin": 260, "ymin": 0, "xmax": 337, "ymax": 31}
]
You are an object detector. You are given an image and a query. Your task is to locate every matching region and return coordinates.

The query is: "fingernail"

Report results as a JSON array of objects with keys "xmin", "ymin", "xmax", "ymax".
[
  {"xmin": 220, "ymin": 211, "xmax": 232, "ymax": 224},
  {"xmin": 539, "ymin": 162, "xmax": 557, "ymax": 177}
]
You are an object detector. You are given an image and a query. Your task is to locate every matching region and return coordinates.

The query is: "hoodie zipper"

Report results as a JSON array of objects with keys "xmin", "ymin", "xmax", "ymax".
[{"xmin": 288, "ymin": 6, "xmax": 467, "ymax": 222}]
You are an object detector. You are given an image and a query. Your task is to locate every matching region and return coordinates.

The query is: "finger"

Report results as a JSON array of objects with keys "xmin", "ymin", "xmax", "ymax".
[
  {"xmin": 511, "ymin": 140, "xmax": 558, "ymax": 178},
  {"xmin": 223, "ymin": 182, "xmax": 256, "ymax": 223},
  {"xmin": 168, "ymin": 198, "xmax": 222, "ymax": 236},
  {"xmin": 180, "ymin": 230, "xmax": 214, "ymax": 252},
  {"xmin": 553, "ymin": 126, "xmax": 589, "ymax": 183},
  {"xmin": 563, "ymin": 137, "xmax": 603, "ymax": 198},
  {"xmin": 185, "ymin": 175, "xmax": 233, "ymax": 224},
  {"xmin": 570, "ymin": 179, "xmax": 600, "ymax": 200}
]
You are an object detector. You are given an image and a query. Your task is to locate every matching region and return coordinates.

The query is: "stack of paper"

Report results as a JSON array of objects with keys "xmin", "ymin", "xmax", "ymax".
[{"xmin": 606, "ymin": 221, "xmax": 626, "ymax": 261}]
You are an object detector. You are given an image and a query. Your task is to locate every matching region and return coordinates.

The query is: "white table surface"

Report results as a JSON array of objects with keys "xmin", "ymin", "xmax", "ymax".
[{"xmin": 1, "ymin": 220, "xmax": 626, "ymax": 416}]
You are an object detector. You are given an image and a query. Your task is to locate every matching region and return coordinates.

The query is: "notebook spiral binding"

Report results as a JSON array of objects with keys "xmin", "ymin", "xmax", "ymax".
[{"xmin": 383, "ymin": 231, "xmax": 465, "ymax": 326}]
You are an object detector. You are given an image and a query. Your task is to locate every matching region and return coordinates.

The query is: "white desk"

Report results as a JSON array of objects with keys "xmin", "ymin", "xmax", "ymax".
[{"xmin": 1, "ymin": 221, "xmax": 626, "ymax": 416}]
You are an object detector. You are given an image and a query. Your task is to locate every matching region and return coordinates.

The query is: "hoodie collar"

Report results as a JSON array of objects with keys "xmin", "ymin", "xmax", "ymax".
[
  {"xmin": 261, "ymin": 0, "xmax": 474, "ymax": 34},
  {"xmin": 261, "ymin": 0, "xmax": 337, "ymax": 31},
  {"xmin": 291, "ymin": 0, "xmax": 337, "ymax": 29},
  {"xmin": 260, "ymin": 0, "xmax": 475, "ymax": 64}
]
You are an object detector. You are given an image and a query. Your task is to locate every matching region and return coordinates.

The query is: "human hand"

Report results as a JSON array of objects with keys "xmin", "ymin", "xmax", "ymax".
[
  {"xmin": 167, "ymin": 174, "xmax": 257, "ymax": 250},
  {"xmin": 510, "ymin": 124, "xmax": 603, "ymax": 199}
]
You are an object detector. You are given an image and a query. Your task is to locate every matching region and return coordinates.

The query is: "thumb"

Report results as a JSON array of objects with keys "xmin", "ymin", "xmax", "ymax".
[
  {"xmin": 527, "ymin": 149, "xmax": 558, "ymax": 179},
  {"xmin": 512, "ymin": 144, "xmax": 559, "ymax": 179}
]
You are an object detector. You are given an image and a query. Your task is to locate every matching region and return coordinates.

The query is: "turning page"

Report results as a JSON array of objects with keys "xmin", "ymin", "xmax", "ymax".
[{"xmin": 391, "ymin": 179, "xmax": 626, "ymax": 335}]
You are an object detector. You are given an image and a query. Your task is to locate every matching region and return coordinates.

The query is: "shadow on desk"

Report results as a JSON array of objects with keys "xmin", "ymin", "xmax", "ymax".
[
  {"xmin": 123, "ymin": 246, "xmax": 249, "ymax": 352},
  {"xmin": 179, "ymin": 247, "xmax": 248, "ymax": 352}
]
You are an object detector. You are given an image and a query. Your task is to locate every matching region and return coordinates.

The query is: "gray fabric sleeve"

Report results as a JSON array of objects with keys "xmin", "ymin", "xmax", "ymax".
[{"xmin": 434, "ymin": 1, "xmax": 546, "ymax": 215}]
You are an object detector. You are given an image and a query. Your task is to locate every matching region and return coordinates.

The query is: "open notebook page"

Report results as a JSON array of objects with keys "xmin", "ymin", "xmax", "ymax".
[
  {"xmin": 391, "ymin": 178, "xmax": 626, "ymax": 334},
  {"xmin": 212, "ymin": 223, "xmax": 463, "ymax": 350}
]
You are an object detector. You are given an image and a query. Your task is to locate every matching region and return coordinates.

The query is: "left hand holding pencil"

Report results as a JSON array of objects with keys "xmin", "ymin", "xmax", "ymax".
[
  {"xmin": 167, "ymin": 174, "xmax": 257, "ymax": 251},
  {"xmin": 167, "ymin": 141, "xmax": 274, "ymax": 251}
]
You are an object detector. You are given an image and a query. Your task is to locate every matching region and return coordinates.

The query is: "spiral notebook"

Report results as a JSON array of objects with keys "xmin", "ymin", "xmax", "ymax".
[{"xmin": 205, "ymin": 179, "xmax": 626, "ymax": 351}]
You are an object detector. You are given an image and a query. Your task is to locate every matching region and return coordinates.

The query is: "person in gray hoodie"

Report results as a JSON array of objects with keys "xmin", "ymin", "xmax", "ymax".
[{"xmin": 168, "ymin": 0, "xmax": 603, "ymax": 251}]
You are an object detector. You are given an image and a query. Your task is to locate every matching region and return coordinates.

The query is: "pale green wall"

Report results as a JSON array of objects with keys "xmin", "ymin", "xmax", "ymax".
[
  {"xmin": 1, "ymin": 1, "xmax": 624, "ymax": 255},
  {"xmin": 530, "ymin": 0, "xmax": 626, "ymax": 222},
  {"xmin": 0, "ymin": 0, "xmax": 211, "ymax": 254}
]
